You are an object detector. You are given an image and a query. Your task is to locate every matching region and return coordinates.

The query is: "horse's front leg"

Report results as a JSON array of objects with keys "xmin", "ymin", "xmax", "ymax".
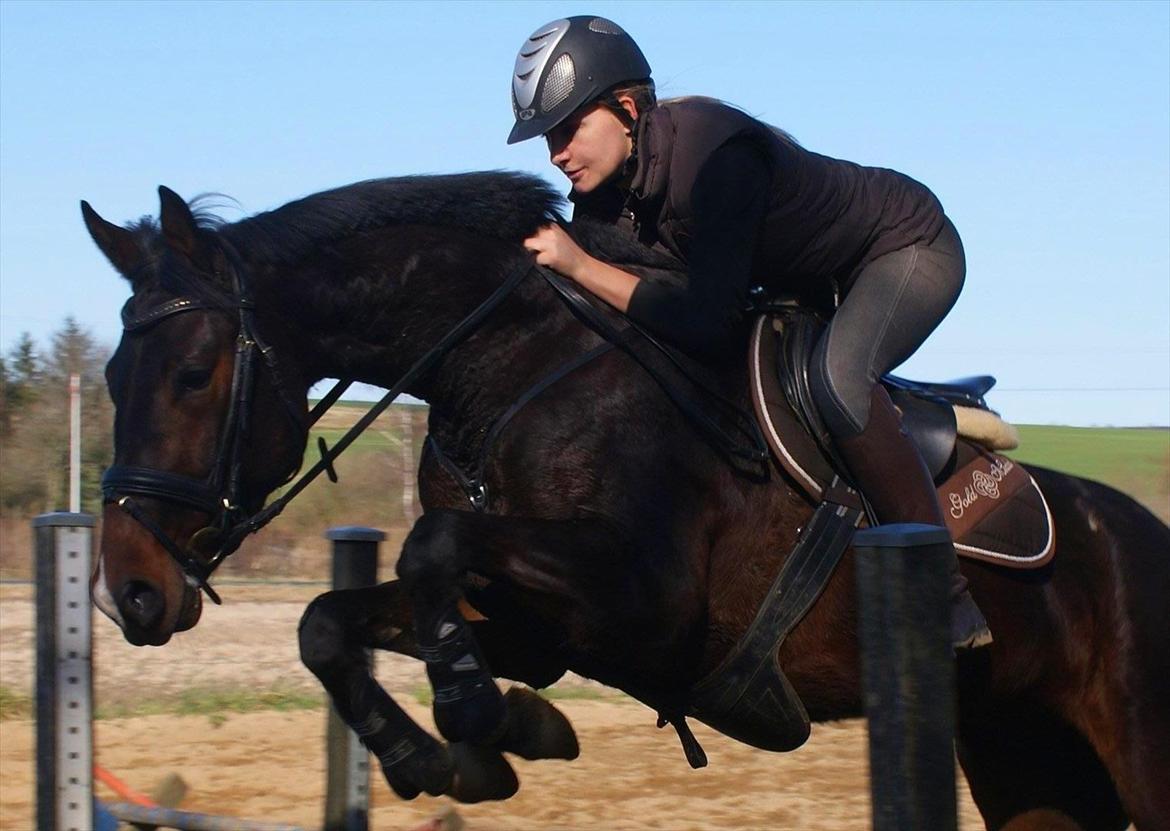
[
  {"xmin": 299, "ymin": 579, "xmax": 577, "ymax": 803},
  {"xmin": 396, "ymin": 507, "xmax": 649, "ymax": 748},
  {"xmin": 298, "ymin": 583, "xmax": 457, "ymax": 799},
  {"xmin": 397, "ymin": 512, "xmax": 510, "ymax": 745}
]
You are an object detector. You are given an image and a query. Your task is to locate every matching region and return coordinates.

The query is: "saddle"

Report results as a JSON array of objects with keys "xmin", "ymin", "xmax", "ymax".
[
  {"xmin": 750, "ymin": 311, "xmax": 1055, "ymax": 567},
  {"xmin": 675, "ymin": 311, "xmax": 1055, "ymax": 767}
]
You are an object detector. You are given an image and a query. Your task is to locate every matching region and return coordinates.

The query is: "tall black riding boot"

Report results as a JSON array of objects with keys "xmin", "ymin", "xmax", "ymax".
[{"xmin": 838, "ymin": 386, "xmax": 992, "ymax": 649}]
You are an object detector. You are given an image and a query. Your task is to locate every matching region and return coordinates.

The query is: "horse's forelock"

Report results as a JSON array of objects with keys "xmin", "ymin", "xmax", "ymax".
[{"xmin": 120, "ymin": 216, "xmax": 236, "ymax": 314}]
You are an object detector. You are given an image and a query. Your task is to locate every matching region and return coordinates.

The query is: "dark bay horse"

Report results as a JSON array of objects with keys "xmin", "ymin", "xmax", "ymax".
[{"xmin": 83, "ymin": 173, "xmax": 1168, "ymax": 830}]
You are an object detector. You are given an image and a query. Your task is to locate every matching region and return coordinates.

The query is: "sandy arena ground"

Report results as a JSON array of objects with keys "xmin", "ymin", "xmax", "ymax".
[{"xmin": 1, "ymin": 584, "xmax": 987, "ymax": 830}]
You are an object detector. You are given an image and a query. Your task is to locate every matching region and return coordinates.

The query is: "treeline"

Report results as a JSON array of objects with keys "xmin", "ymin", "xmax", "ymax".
[{"xmin": 0, "ymin": 318, "xmax": 113, "ymax": 518}]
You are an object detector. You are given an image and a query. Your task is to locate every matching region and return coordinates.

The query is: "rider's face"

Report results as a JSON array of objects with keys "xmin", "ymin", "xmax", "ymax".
[{"xmin": 545, "ymin": 102, "xmax": 635, "ymax": 194}]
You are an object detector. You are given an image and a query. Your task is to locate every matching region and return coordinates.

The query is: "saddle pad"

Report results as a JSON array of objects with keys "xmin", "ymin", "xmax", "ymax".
[{"xmin": 749, "ymin": 316, "xmax": 1055, "ymax": 569}]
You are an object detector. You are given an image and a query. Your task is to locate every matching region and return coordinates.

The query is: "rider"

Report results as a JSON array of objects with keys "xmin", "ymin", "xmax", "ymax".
[{"xmin": 509, "ymin": 16, "xmax": 991, "ymax": 649}]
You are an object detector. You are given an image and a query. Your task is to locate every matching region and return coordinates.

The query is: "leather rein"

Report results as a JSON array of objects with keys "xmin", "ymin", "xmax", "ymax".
[{"xmin": 426, "ymin": 268, "xmax": 768, "ymax": 513}]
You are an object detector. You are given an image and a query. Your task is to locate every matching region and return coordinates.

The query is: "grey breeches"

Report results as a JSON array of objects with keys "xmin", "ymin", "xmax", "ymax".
[{"xmin": 810, "ymin": 217, "xmax": 965, "ymax": 439}]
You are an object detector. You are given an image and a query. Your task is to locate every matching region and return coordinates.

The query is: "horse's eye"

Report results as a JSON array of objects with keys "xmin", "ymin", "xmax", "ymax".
[{"xmin": 178, "ymin": 367, "xmax": 213, "ymax": 391}]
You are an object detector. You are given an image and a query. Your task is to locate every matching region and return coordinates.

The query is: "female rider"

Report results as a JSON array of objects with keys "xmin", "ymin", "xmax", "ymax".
[{"xmin": 510, "ymin": 15, "xmax": 990, "ymax": 649}]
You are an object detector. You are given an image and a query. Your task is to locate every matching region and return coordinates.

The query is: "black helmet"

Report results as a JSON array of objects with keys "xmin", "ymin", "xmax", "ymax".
[{"xmin": 507, "ymin": 16, "xmax": 651, "ymax": 145}]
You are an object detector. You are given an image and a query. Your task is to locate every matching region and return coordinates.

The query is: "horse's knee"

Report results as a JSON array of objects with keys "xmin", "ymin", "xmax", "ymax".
[
  {"xmin": 396, "ymin": 510, "xmax": 463, "ymax": 593},
  {"xmin": 298, "ymin": 595, "xmax": 348, "ymax": 677}
]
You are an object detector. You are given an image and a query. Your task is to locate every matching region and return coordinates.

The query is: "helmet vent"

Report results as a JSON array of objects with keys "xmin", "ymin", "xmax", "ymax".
[
  {"xmin": 541, "ymin": 53, "xmax": 576, "ymax": 112},
  {"xmin": 588, "ymin": 18, "xmax": 624, "ymax": 35}
]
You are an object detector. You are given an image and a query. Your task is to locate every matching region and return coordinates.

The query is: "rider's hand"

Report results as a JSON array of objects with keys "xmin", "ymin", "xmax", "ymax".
[
  {"xmin": 523, "ymin": 223, "xmax": 591, "ymax": 279},
  {"xmin": 524, "ymin": 222, "xmax": 640, "ymax": 313}
]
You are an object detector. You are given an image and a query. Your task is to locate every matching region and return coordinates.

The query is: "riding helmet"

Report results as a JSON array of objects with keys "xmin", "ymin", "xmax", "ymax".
[{"xmin": 507, "ymin": 15, "xmax": 652, "ymax": 145}]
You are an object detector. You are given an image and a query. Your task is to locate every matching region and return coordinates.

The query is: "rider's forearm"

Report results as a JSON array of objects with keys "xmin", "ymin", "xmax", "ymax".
[{"xmin": 566, "ymin": 255, "xmax": 641, "ymax": 313}]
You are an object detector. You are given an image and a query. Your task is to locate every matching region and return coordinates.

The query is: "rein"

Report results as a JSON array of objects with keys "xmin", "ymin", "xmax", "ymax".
[
  {"xmin": 426, "ymin": 266, "xmax": 769, "ymax": 513},
  {"xmin": 538, "ymin": 268, "xmax": 768, "ymax": 464},
  {"xmin": 103, "ymin": 252, "xmax": 532, "ymax": 604}
]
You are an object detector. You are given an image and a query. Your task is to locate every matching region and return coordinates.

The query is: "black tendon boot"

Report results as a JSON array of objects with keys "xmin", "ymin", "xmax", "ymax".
[
  {"xmin": 418, "ymin": 605, "xmax": 507, "ymax": 744},
  {"xmin": 838, "ymin": 386, "xmax": 993, "ymax": 649}
]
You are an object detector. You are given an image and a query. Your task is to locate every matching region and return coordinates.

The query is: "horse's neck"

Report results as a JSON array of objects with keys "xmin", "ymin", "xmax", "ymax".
[
  {"xmin": 422, "ymin": 282, "xmax": 599, "ymax": 460},
  {"xmin": 250, "ymin": 233, "xmax": 590, "ymax": 450}
]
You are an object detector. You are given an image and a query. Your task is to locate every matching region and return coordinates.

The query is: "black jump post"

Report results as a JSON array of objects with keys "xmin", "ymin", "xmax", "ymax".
[
  {"xmin": 853, "ymin": 522, "xmax": 958, "ymax": 831},
  {"xmin": 323, "ymin": 526, "xmax": 384, "ymax": 831},
  {"xmin": 35, "ymin": 511, "xmax": 96, "ymax": 831}
]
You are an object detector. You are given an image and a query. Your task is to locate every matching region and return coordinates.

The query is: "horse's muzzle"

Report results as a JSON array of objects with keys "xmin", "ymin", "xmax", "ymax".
[
  {"xmin": 106, "ymin": 575, "xmax": 203, "ymax": 646},
  {"xmin": 120, "ymin": 580, "xmax": 165, "ymax": 634}
]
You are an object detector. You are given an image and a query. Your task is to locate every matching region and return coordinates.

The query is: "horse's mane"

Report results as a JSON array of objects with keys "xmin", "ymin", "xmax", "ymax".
[
  {"xmin": 124, "ymin": 171, "xmax": 684, "ymax": 307},
  {"xmin": 219, "ymin": 171, "xmax": 565, "ymax": 266}
]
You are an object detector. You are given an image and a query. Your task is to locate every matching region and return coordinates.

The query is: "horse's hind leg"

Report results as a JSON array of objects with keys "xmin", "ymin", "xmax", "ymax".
[
  {"xmin": 1035, "ymin": 474, "xmax": 1170, "ymax": 829},
  {"xmin": 957, "ymin": 692, "xmax": 1129, "ymax": 831}
]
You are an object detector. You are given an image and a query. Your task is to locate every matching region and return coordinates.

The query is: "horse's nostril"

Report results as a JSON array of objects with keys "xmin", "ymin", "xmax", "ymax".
[{"xmin": 119, "ymin": 580, "xmax": 164, "ymax": 630}]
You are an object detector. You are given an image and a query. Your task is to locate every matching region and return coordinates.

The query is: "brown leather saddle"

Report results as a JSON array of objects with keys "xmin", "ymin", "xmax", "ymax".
[{"xmin": 749, "ymin": 312, "xmax": 1055, "ymax": 568}]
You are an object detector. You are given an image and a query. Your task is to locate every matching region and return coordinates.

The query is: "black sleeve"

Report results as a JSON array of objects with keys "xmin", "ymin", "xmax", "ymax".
[{"xmin": 627, "ymin": 139, "xmax": 770, "ymax": 356}]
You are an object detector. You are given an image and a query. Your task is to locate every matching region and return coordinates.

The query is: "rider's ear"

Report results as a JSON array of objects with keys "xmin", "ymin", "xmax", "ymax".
[
  {"xmin": 617, "ymin": 95, "xmax": 640, "ymax": 126},
  {"xmin": 81, "ymin": 200, "xmax": 144, "ymax": 279},
  {"xmin": 158, "ymin": 185, "xmax": 215, "ymax": 273}
]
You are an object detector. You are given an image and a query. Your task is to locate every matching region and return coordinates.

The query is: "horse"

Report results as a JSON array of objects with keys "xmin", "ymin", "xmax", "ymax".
[{"xmin": 82, "ymin": 172, "xmax": 1169, "ymax": 830}]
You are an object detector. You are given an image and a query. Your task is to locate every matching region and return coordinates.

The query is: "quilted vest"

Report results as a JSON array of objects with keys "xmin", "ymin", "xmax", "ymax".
[{"xmin": 609, "ymin": 98, "xmax": 946, "ymax": 304}]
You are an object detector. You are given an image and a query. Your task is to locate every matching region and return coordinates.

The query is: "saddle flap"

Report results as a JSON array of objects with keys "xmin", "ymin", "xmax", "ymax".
[{"xmin": 887, "ymin": 389, "xmax": 958, "ymax": 479}]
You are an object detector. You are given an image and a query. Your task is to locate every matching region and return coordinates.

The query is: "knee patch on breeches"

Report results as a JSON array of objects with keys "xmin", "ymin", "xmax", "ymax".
[{"xmin": 810, "ymin": 333, "xmax": 873, "ymax": 439}]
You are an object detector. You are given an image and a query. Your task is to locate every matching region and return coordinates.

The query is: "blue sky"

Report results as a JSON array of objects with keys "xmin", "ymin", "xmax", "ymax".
[{"xmin": 1, "ymin": 1, "xmax": 1167, "ymax": 426}]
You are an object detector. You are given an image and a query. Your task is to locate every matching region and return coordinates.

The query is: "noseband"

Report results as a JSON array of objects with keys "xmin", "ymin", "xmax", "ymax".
[{"xmin": 102, "ymin": 244, "xmax": 533, "ymax": 605}]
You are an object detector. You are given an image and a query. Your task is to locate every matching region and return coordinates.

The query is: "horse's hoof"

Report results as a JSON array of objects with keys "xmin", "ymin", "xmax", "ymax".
[
  {"xmin": 379, "ymin": 733, "xmax": 455, "ymax": 800},
  {"xmin": 499, "ymin": 686, "xmax": 580, "ymax": 760},
  {"xmin": 448, "ymin": 742, "xmax": 519, "ymax": 803}
]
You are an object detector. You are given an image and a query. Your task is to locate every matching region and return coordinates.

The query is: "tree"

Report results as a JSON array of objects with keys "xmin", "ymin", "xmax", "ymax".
[
  {"xmin": 0, "ymin": 320, "xmax": 113, "ymax": 516},
  {"xmin": 0, "ymin": 332, "xmax": 40, "ymax": 434}
]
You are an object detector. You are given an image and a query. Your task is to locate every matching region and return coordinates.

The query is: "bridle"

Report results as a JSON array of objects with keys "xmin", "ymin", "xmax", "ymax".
[
  {"xmin": 101, "ymin": 241, "xmax": 307, "ymax": 604},
  {"xmin": 102, "ymin": 241, "xmax": 533, "ymax": 605}
]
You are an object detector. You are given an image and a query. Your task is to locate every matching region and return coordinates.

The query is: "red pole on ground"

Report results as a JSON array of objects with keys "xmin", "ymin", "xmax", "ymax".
[{"xmin": 94, "ymin": 763, "xmax": 158, "ymax": 807}]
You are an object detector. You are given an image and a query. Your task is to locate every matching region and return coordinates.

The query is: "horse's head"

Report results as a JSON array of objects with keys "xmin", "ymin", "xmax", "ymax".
[{"xmin": 83, "ymin": 187, "xmax": 309, "ymax": 645}]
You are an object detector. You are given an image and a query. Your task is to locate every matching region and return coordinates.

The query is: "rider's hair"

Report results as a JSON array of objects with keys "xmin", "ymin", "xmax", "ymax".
[
  {"xmin": 597, "ymin": 79, "xmax": 657, "ymax": 127},
  {"xmin": 659, "ymin": 94, "xmax": 802, "ymax": 149}
]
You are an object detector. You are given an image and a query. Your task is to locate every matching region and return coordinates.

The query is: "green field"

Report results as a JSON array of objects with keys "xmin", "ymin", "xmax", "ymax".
[{"xmin": 1007, "ymin": 425, "xmax": 1169, "ymax": 523}]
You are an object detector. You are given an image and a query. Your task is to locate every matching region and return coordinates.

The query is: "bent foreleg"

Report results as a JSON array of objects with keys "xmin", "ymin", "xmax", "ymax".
[
  {"xmin": 298, "ymin": 585, "xmax": 455, "ymax": 799},
  {"xmin": 397, "ymin": 512, "xmax": 509, "ymax": 745}
]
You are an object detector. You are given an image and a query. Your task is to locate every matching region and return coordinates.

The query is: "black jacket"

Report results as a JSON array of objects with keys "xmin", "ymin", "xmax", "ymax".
[{"xmin": 572, "ymin": 98, "xmax": 946, "ymax": 353}]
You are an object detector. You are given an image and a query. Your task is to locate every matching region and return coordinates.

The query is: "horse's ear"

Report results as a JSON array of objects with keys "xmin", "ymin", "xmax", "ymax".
[
  {"xmin": 81, "ymin": 200, "xmax": 143, "ymax": 278},
  {"xmin": 158, "ymin": 185, "xmax": 207, "ymax": 265}
]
